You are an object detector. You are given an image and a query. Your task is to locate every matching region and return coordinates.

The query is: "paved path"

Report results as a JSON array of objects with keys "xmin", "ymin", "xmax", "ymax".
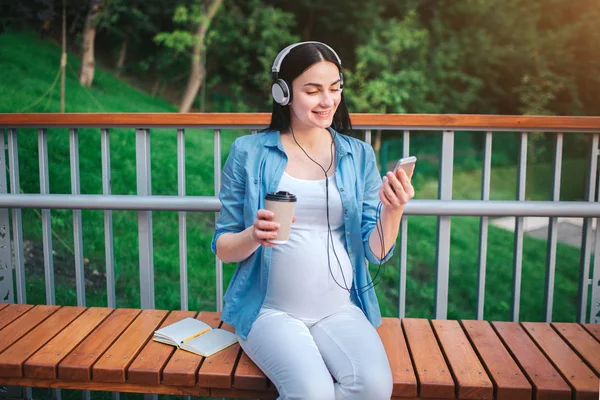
[{"xmin": 491, "ymin": 217, "xmax": 596, "ymax": 249}]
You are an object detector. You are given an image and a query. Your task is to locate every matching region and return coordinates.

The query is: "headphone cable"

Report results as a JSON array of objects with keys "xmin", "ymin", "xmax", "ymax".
[{"xmin": 290, "ymin": 126, "xmax": 387, "ymax": 294}]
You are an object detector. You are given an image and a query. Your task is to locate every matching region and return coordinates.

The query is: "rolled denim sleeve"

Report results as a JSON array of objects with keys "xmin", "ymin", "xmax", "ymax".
[
  {"xmin": 361, "ymin": 144, "xmax": 395, "ymax": 264},
  {"xmin": 211, "ymin": 139, "xmax": 246, "ymax": 255}
]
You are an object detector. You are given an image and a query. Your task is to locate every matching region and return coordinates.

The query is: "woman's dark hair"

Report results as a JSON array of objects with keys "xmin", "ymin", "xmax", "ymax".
[{"xmin": 265, "ymin": 42, "xmax": 352, "ymax": 134}]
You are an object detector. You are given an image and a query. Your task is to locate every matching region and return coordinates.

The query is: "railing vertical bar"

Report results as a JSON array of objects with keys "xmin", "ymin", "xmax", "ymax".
[
  {"xmin": 364, "ymin": 130, "xmax": 372, "ymax": 146},
  {"xmin": 476, "ymin": 131, "xmax": 493, "ymax": 320},
  {"xmin": 177, "ymin": 128, "xmax": 188, "ymax": 311},
  {"xmin": 544, "ymin": 132, "xmax": 563, "ymax": 322},
  {"xmin": 511, "ymin": 132, "xmax": 528, "ymax": 322},
  {"xmin": 7, "ymin": 129, "xmax": 26, "ymax": 303},
  {"xmin": 578, "ymin": 133, "xmax": 599, "ymax": 323},
  {"xmin": 590, "ymin": 210, "xmax": 600, "ymax": 324},
  {"xmin": 590, "ymin": 141, "xmax": 600, "ymax": 324},
  {"xmin": 69, "ymin": 128, "xmax": 86, "ymax": 306},
  {"xmin": 214, "ymin": 129, "xmax": 223, "ymax": 312},
  {"xmin": 435, "ymin": 130, "xmax": 454, "ymax": 319},
  {"xmin": 38, "ymin": 128, "xmax": 55, "ymax": 305},
  {"xmin": 0, "ymin": 129, "xmax": 14, "ymax": 304},
  {"xmin": 398, "ymin": 130, "xmax": 410, "ymax": 318},
  {"xmin": 136, "ymin": 128, "xmax": 154, "ymax": 310},
  {"xmin": 101, "ymin": 128, "xmax": 116, "ymax": 308}
]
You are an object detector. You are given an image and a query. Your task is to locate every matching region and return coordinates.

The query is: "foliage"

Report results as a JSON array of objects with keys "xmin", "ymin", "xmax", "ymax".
[
  {"xmin": 418, "ymin": 0, "xmax": 600, "ymax": 116},
  {"xmin": 205, "ymin": 0, "xmax": 299, "ymax": 109},
  {"xmin": 344, "ymin": 10, "xmax": 433, "ymax": 114}
]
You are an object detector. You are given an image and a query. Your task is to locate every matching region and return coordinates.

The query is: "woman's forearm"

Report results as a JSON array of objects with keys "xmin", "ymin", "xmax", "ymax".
[
  {"xmin": 216, "ymin": 227, "xmax": 261, "ymax": 263},
  {"xmin": 368, "ymin": 206, "xmax": 403, "ymax": 261}
]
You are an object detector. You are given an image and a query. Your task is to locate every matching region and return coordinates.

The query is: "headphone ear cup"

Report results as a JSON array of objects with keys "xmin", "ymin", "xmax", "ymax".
[
  {"xmin": 339, "ymin": 72, "xmax": 344, "ymax": 90},
  {"xmin": 271, "ymin": 79, "xmax": 291, "ymax": 106}
]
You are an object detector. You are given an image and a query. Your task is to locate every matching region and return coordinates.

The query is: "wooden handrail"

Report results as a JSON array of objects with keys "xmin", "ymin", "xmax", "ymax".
[{"xmin": 1, "ymin": 113, "xmax": 599, "ymax": 131}]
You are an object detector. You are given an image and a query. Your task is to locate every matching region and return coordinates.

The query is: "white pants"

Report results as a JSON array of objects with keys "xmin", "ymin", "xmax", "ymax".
[{"xmin": 238, "ymin": 302, "xmax": 393, "ymax": 400}]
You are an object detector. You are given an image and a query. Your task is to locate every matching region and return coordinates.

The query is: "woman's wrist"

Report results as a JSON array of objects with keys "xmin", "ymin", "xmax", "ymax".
[{"xmin": 381, "ymin": 204, "xmax": 404, "ymax": 224}]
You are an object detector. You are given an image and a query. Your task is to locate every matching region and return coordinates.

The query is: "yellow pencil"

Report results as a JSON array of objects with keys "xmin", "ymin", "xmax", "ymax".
[{"xmin": 180, "ymin": 328, "xmax": 210, "ymax": 343}]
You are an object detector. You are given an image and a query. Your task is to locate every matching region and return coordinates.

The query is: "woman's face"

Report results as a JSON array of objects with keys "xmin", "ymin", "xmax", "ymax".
[{"xmin": 289, "ymin": 60, "xmax": 343, "ymax": 131}]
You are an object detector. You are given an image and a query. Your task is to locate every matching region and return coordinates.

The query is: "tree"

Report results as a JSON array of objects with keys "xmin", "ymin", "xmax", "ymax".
[
  {"xmin": 345, "ymin": 11, "xmax": 433, "ymax": 114},
  {"xmin": 154, "ymin": 0, "xmax": 223, "ymax": 113},
  {"xmin": 79, "ymin": 0, "xmax": 101, "ymax": 87},
  {"xmin": 94, "ymin": 0, "xmax": 159, "ymax": 77},
  {"xmin": 205, "ymin": 0, "xmax": 299, "ymax": 109}
]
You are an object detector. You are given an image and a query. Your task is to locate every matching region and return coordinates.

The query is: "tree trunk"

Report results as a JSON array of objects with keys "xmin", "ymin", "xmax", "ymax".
[
  {"xmin": 374, "ymin": 130, "xmax": 382, "ymax": 165},
  {"xmin": 151, "ymin": 78, "xmax": 161, "ymax": 97},
  {"xmin": 115, "ymin": 38, "xmax": 127, "ymax": 77},
  {"xmin": 179, "ymin": 0, "xmax": 223, "ymax": 113},
  {"xmin": 301, "ymin": 8, "xmax": 315, "ymax": 41},
  {"xmin": 79, "ymin": 0, "xmax": 101, "ymax": 87},
  {"xmin": 69, "ymin": 12, "xmax": 81, "ymax": 34},
  {"xmin": 374, "ymin": 130, "xmax": 382, "ymax": 154}
]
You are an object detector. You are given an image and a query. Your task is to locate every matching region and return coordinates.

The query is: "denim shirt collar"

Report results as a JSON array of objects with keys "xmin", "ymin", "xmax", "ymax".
[{"xmin": 263, "ymin": 127, "xmax": 352, "ymax": 157}]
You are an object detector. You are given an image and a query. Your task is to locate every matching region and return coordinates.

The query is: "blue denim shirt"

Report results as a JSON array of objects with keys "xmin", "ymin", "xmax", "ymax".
[{"xmin": 211, "ymin": 128, "xmax": 395, "ymax": 339}]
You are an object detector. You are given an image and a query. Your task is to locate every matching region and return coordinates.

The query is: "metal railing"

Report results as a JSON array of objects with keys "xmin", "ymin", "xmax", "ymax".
[{"xmin": 0, "ymin": 113, "xmax": 599, "ymax": 324}]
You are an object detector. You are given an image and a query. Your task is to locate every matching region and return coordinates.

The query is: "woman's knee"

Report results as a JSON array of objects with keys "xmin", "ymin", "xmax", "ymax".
[
  {"xmin": 281, "ymin": 375, "xmax": 335, "ymax": 400},
  {"xmin": 348, "ymin": 365, "xmax": 393, "ymax": 400}
]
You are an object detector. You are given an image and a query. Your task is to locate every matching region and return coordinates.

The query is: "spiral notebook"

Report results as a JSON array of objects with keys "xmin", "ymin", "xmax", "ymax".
[{"xmin": 153, "ymin": 317, "xmax": 238, "ymax": 357}]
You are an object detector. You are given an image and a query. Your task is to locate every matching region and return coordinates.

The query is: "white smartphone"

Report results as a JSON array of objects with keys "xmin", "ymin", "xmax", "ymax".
[{"xmin": 393, "ymin": 156, "xmax": 417, "ymax": 174}]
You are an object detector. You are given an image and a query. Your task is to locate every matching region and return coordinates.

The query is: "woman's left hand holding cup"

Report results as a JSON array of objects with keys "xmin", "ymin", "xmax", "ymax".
[
  {"xmin": 250, "ymin": 209, "xmax": 297, "ymax": 247},
  {"xmin": 251, "ymin": 209, "xmax": 280, "ymax": 247}
]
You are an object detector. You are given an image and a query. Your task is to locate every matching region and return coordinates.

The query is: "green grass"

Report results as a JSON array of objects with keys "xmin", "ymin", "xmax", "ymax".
[{"xmin": 0, "ymin": 28, "xmax": 593, "ymax": 399}]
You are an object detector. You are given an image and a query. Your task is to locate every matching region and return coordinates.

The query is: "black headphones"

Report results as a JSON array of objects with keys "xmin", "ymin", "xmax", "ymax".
[{"xmin": 271, "ymin": 41, "xmax": 344, "ymax": 106}]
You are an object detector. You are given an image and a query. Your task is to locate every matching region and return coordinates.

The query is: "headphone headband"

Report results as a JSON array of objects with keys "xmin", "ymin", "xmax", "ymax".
[{"xmin": 271, "ymin": 41, "xmax": 342, "ymax": 74}]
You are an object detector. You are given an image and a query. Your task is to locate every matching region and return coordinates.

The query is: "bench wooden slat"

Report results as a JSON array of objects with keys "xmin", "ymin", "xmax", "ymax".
[
  {"xmin": 377, "ymin": 317, "xmax": 417, "ymax": 397},
  {"xmin": 92, "ymin": 309, "xmax": 167, "ymax": 383},
  {"xmin": 23, "ymin": 307, "xmax": 112, "ymax": 379},
  {"xmin": 0, "ymin": 303, "xmax": 8, "ymax": 311},
  {"xmin": 0, "ymin": 305, "xmax": 59, "ymax": 353},
  {"xmin": 211, "ymin": 388, "xmax": 278, "ymax": 399},
  {"xmin": 461, "ymin": 320, "xmax": 532, "ymax": 400},
  {"xmin": 432, "ymin": 320, "xmax": 494, "ymax": 399},
  {"xmin": 58, "ymin": 308, "xmax": 140, "ymax": 381},
  {"xmin": 492, "ymin": 322, "xmax": 571, "ymax": 400},
  {"xmin": 231, "ymin": 318, "xmax": 271, "ymax": 392},
  {"xmin": 233, "ymin": 350, "xmax": 269, "ymax": 391},
  {"xmin": 160, "ymin": 311, "xmax": 221, "ymax": 387},
  {"xmin": 0, "ymin": 306, "xmax": 85, "ymax": 378},
  {"xmin": 127, "ymin": 310, "xmax": 197, "ymax": 385},
  {"xmin": 197, "ymin": 321, "xmax": 241, "ymax": 389},
  {"xmin": 0, "ymin": 304, "xmax": 33, "ymax": 330},
  {"xmin": 582, "ymin": 324, "xmax": 600, "ymax": 343},
  {"xmin": 522, "ymin": 322, "xmax": 599, "ymax": 400},
  {"xmin": 402, "ymin": 318, "xmax": 454, "ymax": 398},
  {"xmin": 552, "ymin": 323, "xmax": 600, "ymax": 376},
  {"xmin": 0, "ymin": 376, "xmax": 210, "ymax": 396}
]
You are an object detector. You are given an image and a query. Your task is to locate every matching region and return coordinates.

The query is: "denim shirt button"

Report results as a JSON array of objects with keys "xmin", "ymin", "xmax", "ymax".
[
  {"xmin": 346, "ymin": 231, "xmax": 350, "ymax": 235},
  {"xmin": 254, "ymin": 179, "xmax": 258, "ymax": 184},
  {"xmin": 344, "ymin": 209, "xmax": 348, "ymax": 214},
  {"xmin": 340, "ymin": 187, "xmax": 344, "ymax": 192}
]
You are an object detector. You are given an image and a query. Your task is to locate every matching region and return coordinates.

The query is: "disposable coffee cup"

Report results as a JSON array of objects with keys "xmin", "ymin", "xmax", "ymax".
[{"xmin": 265, "ymin": 191, "xmax": 297, "ymax": 244}]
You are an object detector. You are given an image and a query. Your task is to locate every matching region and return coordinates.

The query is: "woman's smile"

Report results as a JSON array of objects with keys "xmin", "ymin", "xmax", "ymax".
[{"xmin": 313, "ymin": 109, "xmax": 333, "ymax": 117}]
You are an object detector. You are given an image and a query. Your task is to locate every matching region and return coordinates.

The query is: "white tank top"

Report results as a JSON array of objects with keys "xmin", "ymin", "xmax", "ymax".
[{"xmin": 264, "ymin": 171, "xmax": 353, "ymax": 322}]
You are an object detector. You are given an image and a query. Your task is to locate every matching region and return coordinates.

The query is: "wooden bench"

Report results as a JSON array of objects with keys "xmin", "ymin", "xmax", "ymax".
[{"xmin": 0, "ymin": 303, "xmax": 598, "ymax": 399}]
